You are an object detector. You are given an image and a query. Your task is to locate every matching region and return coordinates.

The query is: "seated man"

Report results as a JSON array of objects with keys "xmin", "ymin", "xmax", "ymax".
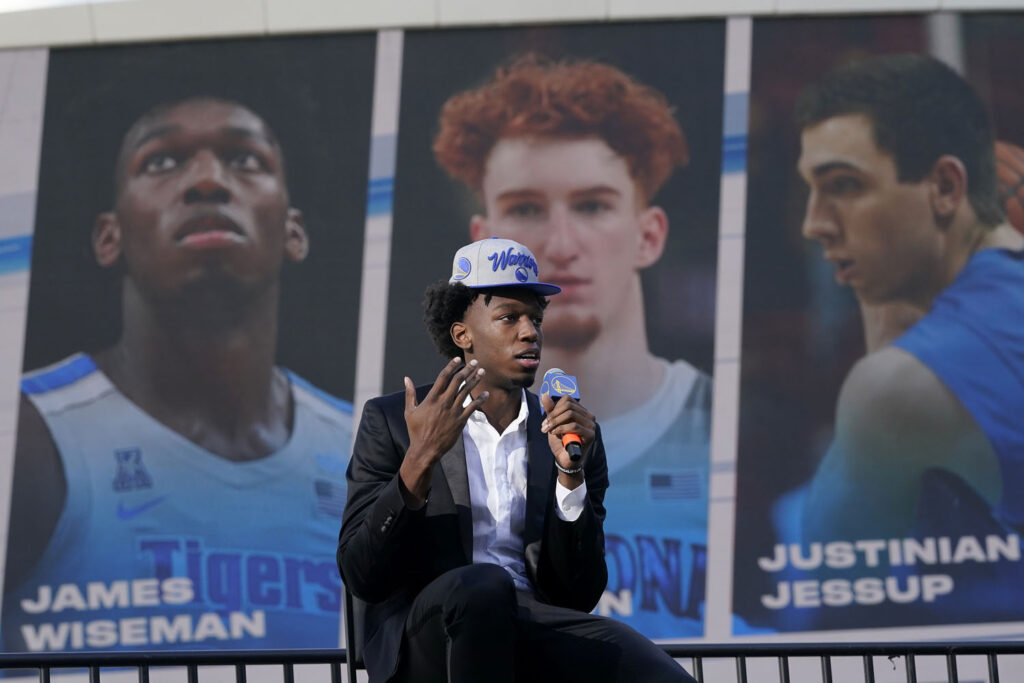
[{"xmin": 338, "ymin": 238, "xmax": 693, "ymax": 682}]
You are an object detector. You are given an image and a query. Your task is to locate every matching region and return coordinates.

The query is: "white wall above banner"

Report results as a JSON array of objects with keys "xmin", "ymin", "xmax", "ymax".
[{"xmin": 0, "ymin": 0, "xmax": 124, "ymax": 15}]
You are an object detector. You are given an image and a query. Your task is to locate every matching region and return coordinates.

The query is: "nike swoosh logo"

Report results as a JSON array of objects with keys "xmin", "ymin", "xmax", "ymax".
[{"xmin": 117, "ymin": 496, "xmax": 167, "ymax": 520}]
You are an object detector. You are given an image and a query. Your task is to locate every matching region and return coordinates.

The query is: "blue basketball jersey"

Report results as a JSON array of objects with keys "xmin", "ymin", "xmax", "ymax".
[
  {"xmin": 4, "ymin": 354, "xmax": 352, "ymax": 652},
  {"xmin": 891, "ymin": 248, "xmax": 1024, "ymax": 625},
  {"xmin": 596, "ymin": 360, "xmax": 711, "ymax": 639},
  {"xmin": 894, "ymin": 248, "xmax": 1024, "ymax": 526}
]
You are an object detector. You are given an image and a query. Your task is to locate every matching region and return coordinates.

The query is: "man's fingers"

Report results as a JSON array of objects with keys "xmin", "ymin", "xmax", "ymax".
[
  {"xmin": 404, "ymin": 376, "xmax": 417, "ymax": 412},
  {"xmin": 545, "ymin": 394, "xmax": 580, "ymax": 417},
  {"xmin": 542, "ymin": 398, "xmax": 595, "ymax": 435},
  {"xmin": 453, "ymin": 364, "xmax": 485, "ymax": 406},
  {"xmin": 541, "ymin": 395, "xmax": 581, "ymax": 429},
  {"xmin": 540, "ymin": 394, "xmax": 563, "ymax": 433},
  {"xmin": 442, "ymin": 359, "xmax": 480, "ymax": 405},
  {"xmin": 426, "ymin": 357, "xmax": 463, "ymax": 400},
  {"xmin": 540, "ymin": 392, "xmax": 555, "ymax": 416},
  {"xmin": 460, "ymin": 390, "xmax": 489, "ymax": 421},
  {"xmin": 549, "ymin": 419, "xmax": 594, "ymax": 441}
]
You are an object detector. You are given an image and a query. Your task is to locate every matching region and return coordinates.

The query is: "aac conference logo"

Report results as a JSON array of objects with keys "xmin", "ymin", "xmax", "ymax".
[{"xmin": 453, "ymin": 257, "xmax": 472, "ymax": 281}]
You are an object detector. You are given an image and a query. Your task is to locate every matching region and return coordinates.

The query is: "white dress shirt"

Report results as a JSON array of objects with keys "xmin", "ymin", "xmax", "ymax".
[{"xmin": 463, "ymin": 390, "xmax": 587, "ymax": 590}]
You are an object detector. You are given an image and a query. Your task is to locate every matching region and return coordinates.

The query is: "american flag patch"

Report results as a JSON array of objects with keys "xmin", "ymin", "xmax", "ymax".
[
  {"xmin": 315, "ymin": 479, "xmax": 346, "ymax": 517},
  {"xmin": 648, "ymin": 470, "xmax": 702, "ymax": 501}
]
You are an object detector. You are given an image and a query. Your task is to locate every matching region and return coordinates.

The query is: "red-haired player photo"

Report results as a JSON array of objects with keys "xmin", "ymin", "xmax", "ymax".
[{"xmin": 382, "ymin": 21, "xmax": 726, "ymax": 640}]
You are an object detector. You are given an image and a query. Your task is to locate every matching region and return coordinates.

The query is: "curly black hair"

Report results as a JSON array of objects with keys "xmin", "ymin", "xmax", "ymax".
[
  {"xmin": 423, "ymin": 280, "xmax": 483, "ymax": 359},
  {"xmin": 422, "ymin": 280, "xmax": 548, "ymax": 359}
]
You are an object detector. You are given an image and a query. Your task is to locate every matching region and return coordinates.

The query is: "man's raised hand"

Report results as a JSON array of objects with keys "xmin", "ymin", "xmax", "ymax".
[{"xmin": 398, "ymin": 357, "xmax": 488, "ymax": 506}]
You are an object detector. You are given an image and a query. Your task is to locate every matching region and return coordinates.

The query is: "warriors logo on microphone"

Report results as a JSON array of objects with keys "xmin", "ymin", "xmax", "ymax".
[{"xmin": 541, "ymin": 368, "xmax": 583, "ymax": 461}]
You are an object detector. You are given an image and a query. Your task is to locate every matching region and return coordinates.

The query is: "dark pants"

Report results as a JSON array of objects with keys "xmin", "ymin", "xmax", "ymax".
[{"xmin": 392, "ymin": 564, "xmax": 695, "ymax": 683}]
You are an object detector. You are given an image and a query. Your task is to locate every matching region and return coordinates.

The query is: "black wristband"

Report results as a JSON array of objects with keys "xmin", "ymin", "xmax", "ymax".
[{"xmin": 554, "ymin": 460, "xmax": 584, "ymax": 476}]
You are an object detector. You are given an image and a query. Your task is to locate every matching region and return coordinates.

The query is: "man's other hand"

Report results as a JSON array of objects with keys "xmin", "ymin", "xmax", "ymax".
[
  {"xmin": 399, "ymin": 357, "xmax": 487, "ymax": 506},
  {"xmin": 540, "ymin": 393, "xmax": 596, "ymax": 490}
]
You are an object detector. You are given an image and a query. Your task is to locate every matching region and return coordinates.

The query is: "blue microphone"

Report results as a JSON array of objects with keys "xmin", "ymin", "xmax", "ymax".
[{"xmin": 540, "ymin": 368, "xmax": 583, "ymax": 462}]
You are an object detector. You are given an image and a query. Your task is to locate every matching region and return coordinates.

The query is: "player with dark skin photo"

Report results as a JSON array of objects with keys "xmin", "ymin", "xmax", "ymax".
[{"xmin": 7, "ymin": 97, "xmax": 351, "ymax": 651}]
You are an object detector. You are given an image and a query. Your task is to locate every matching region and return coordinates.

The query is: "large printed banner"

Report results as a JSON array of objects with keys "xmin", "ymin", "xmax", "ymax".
[
  {"xmin": 2, "ymin": 36, "xmax": 375, "ymax": 652},
  {"xmin": 382, "ymin": 22, "xmax": 724, "ymax": 639},
  {"xmin": 0, "ymin": 7, "xmax": 1022, "ymax": 662},
  {"xmin": 733, "ymin": 13, "xmax": 1024, "ymax": 636}
]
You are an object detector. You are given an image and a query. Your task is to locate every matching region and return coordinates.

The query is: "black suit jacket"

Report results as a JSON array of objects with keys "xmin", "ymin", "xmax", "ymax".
[{"xmin": 337, "ymin": 385, "xmax": 609, "ymax": 681}]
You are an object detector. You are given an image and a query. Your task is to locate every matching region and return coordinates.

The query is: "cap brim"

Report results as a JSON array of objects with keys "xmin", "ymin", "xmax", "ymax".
[{"xmin": 464, "ymin": 282, "xmax": 561, "ymax": 296}]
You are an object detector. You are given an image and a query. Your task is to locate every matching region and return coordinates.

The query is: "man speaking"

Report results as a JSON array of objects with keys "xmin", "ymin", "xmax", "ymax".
[{"xmin": 338, "ymin": 238, "xmax": 693, "ymax": 682}]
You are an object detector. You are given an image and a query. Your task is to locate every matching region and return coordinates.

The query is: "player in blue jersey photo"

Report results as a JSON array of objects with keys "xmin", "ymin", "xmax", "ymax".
[
  {"xmin": 792, "ymin": 54, "xmax": 1024, "ymax": 625},
  {"xmin": 4, "ymin": 94, "xmax": 355, "ymax": 652},
  {"xmin": 797, "ymin": 54, "xmax": 1023, "ymax": 542},
  {"xmin": 431, "ymin": 57, "xmax": 713, "ymax": 638}
]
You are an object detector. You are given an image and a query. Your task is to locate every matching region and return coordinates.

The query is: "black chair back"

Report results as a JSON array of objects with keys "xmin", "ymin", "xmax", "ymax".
[{"xmin": 343, "ymin": 588, "xmax": 366, "ymax": 680}]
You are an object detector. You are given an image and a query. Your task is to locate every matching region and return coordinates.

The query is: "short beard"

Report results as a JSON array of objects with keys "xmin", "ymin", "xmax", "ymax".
[
  {"xmin": 511, "ymin": 372, "xmax": 537, "ymax": 389},
  {"xmin": 542, "ymin": 312, "xmax": 601, "ymax": 350}
]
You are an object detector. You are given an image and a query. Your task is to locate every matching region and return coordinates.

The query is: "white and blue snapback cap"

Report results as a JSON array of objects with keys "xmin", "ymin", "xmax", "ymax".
[{"xmin": 449, "ymin": 237, "xmax": 561, "ymax": 296}]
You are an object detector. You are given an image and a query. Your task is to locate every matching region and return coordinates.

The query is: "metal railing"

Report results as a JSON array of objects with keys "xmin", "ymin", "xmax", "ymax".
[
  {"xmin": 0, "ymin": 642, "xmax": 1021, "ymax": 682},
  {"xmin": 0, "ymin": 649, "xmax": 348, "ymax": 683},
  {"xmin": 658, "ymin": 642, "xmax": 1024, "ymax": 683}
]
